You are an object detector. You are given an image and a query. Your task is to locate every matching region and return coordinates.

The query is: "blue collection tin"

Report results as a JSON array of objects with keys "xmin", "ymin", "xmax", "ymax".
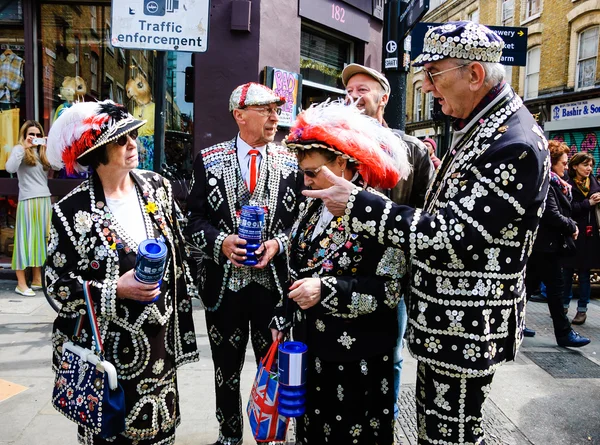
[
  {"xmin": 135, "ymin": 239, "xmax": 168, "ymax": 304},
  {"xmin": 238, "ymin": 206, "xmax": 264, "ymax": 266},
  {"xmin": 277, "ymin": 341, "xmax": 308, "ymax": 418}
]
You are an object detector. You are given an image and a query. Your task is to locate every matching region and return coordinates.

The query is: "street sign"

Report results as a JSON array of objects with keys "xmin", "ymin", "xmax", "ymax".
[
  {"xmin": 386, "ymin": 40, "xmax": 398, "ymax": 53},
  {"xmin": 111, "ymin": 0, "xmax": 210, "ymax": 52},
  {"xmin": 385, "ymin": 58, "xmax": 399, "ymax": 69},
  {"xmin": 410, "ymin": 23, "xmax": 528, "ymax": 66},
  {"xmin": 400, "ymin": 0, "xmax": 430, "ymax": 37}
]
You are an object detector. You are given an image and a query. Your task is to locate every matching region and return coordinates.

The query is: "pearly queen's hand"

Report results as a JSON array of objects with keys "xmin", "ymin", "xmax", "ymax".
[
  {"xmin": 302, "ymin": 166, "xmax": 356, "ymax": 217},
  {"xmin": 288, "ymin": 278, "xmax": 322, "ymax": 310}
]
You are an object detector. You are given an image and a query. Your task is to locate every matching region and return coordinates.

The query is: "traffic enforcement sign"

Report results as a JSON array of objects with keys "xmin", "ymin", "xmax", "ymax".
[
  {"xmin": 410, "ymin": 23, "xmax": 528, "ymax": 66},
  {"xmin": 111, "ymin": 0, "xmax": 210, "ymax": 52}
]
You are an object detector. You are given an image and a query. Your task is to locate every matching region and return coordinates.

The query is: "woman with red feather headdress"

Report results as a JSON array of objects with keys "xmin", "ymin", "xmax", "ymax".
[{"xmin": 270, "ymin": 100, "xmax": 411, "ymax": 445}]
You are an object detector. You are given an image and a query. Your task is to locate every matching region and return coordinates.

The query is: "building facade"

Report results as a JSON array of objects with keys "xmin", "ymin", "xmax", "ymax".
[
  {"xmin": 0, "ymin": 0, "xmax": 385, "ymax": 196},
  {"xmin": 406, "ymin": 0, "xmax": 600, "ymax": 172}
]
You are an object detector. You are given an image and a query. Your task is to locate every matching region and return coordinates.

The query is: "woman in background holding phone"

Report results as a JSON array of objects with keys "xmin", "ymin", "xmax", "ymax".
[
  {"xmin": 562, "ymin": 152, "xmax": 600, "ymax": 325},
  {"xmin": 5, "ymin": 120, "xmax": 52, "ymax": 296}
]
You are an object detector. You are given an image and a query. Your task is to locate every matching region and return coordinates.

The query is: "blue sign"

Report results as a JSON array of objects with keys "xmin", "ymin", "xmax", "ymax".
[{"xmin": 410, "ymin": 23, "xmax": 528, "ymax": 66}]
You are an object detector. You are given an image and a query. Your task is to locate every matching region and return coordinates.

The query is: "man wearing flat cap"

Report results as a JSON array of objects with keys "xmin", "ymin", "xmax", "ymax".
[
  {"xmin": 342, "ymin": 62, "xmax": 435, "ymax": 420},
  {"xmin": 186, "ymin": 82, "xmax": 302, "ymax": 445},
  {"xmin": 305, "ymin": 21, "xmax": 551, "ymax": 444}
]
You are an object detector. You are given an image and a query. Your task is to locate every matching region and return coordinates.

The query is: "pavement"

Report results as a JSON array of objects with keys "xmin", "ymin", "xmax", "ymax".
[{"xmin": 0, "ymin": 278, "xmax": 599, "ymax": 445}]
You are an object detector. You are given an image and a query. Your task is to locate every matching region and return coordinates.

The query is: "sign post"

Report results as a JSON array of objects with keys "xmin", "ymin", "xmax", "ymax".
[
  {"xmin": 410, "ymin": 23, "xmax": 528, "ymax": 66},
  {"xmin": 111, "ymin": 0, "xmax": 210, "ymax": 172},
  {"xmin": 383, "ymin": 0, "xmax": 429, "ymax": 131},
  {"xmin": 111, "ymin": 0, "xmax": 210, "ymax": 52}
]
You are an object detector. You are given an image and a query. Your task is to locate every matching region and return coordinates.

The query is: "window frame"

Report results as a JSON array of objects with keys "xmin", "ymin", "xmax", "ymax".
[
  {"xmin": 413, "ymin": 87, "xmax": 422, "ymax": 122},
  {"xmin": 90, "ymin": 52, "xmax": 99, "ymax": 93},
  {"xmin": 106, "ymin": 22, "xmax": 114, "ymax": 56},
  {"xmin": 576, "ymin": 26, "xmax": 599, "ymax": 91},
  {"xmin": 524, "ymin": 46, "xmax": 541, "ymax": 99},
  {"xmin": 501, "ymin": 0, "xmax": 514, "ymax": 26},
  {"xmin": 425, "ymin": 92, "xmax": 434, "ymax": 120},
  {"xmin": 104, "ymin": 73, "xmax": 114, "ymax": 101},
  {"xmin": 90, "ymin": 5, "xmax": 98, "ymax": 35}
]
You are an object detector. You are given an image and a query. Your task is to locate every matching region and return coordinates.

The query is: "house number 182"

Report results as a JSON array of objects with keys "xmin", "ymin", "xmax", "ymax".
[{"xmin": 331, "ymin": 3, "xmax": 346, "ymax": 23}]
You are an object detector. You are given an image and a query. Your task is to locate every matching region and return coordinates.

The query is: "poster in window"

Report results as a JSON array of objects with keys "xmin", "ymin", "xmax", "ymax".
[{"xmin": 264, "ymin": 67, "xmax": 302, "ymax": 128}]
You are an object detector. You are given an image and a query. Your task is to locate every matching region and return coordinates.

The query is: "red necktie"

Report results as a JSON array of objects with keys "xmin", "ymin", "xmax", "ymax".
[{"xmin": 248, "ymin": 149, "xmax": 260, "ymax": 194}]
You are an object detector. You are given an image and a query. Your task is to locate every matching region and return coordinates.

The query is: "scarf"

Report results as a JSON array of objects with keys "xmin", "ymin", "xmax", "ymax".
[
  {"xmin": 574, "ymin": 176, "xmax": 590, "ymax": 197},
  {"xmin": 550, "ymin": 171, "xmax": 572, "ymax": 200}
]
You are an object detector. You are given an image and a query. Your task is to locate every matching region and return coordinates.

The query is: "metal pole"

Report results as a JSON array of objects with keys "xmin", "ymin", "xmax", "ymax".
[
  {"xmin": 153, "ymin": 51, "xmax": 167, "ymax": 172},
  {"xmin": 382, "ymin": 0, "xmax": 408, "ymax": 131}
]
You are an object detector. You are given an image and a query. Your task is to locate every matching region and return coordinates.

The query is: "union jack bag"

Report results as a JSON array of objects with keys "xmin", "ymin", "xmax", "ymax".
[{"xmin": 247, "ymin": 340, "xmax": 289, "ymax": 442}]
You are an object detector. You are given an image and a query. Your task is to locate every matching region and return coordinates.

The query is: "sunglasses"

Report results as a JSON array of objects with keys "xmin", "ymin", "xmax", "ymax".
[
  {"xmin": 115, "ymin": 129, "xmax": 139, "ymax": 146},
  {"xmin": 299, "ymin": 163, "xmax": 328, "ymax": 178}
]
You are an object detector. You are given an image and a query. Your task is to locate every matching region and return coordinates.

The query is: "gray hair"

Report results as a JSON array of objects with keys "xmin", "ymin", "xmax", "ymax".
[{"xmin": 479, "ymin": 62, "xmax": 505, "ymax": 85}]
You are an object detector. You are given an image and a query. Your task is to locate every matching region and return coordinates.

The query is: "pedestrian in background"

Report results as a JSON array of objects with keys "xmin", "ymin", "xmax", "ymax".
[
  {"xmin": 342, "ymin": 62, "xmax": 434, "ymax": 421},
  {"xmin": 423, "ymin": 137, "xmax": 441, "ymax": 169},
  {"xmin": 562, "ymin": 151, "xmax": 600, "ymax": 325},
  {"xmin": 524, "ymin": 140, "xmax": 590, "ymax": 347},
  {"xmin": 186, "ymin": 82, "xmax": 302, "ymax": 445},
  {"xmin": 5, "ymin": 120, "xmax": 51, "ymax": 296}
]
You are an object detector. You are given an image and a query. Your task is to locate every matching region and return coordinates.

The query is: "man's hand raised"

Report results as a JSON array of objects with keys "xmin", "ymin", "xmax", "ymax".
[{"xmin": 302, "ymin": 166, "xmax": 356, "ymax": 216}]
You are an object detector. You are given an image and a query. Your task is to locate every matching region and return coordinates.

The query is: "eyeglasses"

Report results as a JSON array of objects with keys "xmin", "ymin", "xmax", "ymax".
[
  {"xmin": 27, "ymin": 132, "xmax": 41, "ymax": 137},
  {"xmin": 299, "ymin": 163, "xmax": 328, "ymax": 178},
  {"xmin": 116, "ymin": 129, "xmax": 139, "ymax": 146},
  {"xmin": 245, "ymin": 106, "xmax": 282, "ymax": 117},
  {"xmin": 424, "ymin": 63, "xmax": 471, "ymax": 85}
]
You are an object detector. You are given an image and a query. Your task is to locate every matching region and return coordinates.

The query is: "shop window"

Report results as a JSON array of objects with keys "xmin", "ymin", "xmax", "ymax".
[
  {"xmin": 300, "ymin": 27, "xmax": 351, "ymax": 90},
  {"xmin": 425, "ymin": 92, "xmax": 434, "ymax": 120},
  {"xmin": 38, "ymin": 4, "xmax": 195, "ymax": 181},
  {"xmin": 525, "ymin": 47, "xmax": 540, "ymax": 99},
  {"xmin": 413, "ymin": 87, "xmax": 422, "ymax": 122},
  {"xmin": 300, "ymin": 26, "xmax": 351, "ymax": 109},
  {"xmin": 0, "ymin": 0, "xmax": 25, "ymax": 177},
  {"xmin": 576, "ymin": 26, "xmax": 599, "ymax": 90}
]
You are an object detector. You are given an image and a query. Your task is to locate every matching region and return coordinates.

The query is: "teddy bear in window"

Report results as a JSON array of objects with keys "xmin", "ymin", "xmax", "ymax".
[
  {"xmin": 53, "ymin": 76, "xmax": 87, "ymax": 122},
  {"xmin": 126, "ymin": 75, "xmax": 155, "ymax": 171}
]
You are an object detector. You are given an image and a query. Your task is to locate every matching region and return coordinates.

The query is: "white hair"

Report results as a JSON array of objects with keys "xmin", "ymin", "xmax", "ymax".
[{"xmin": 479, "ymin": 62, "xmax": 505, "ymax": 85}]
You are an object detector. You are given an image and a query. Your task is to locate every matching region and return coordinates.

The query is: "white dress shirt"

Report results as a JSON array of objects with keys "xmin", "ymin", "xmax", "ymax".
[{"xmin": 236, "ymin": 134, "xmax": 266, "ymax": 191}]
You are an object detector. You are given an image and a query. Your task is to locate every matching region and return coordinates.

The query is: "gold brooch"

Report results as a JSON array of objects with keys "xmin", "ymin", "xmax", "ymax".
[{"xmin": 498, "ymin": 126, "xmax": 509, "ymax": 133}]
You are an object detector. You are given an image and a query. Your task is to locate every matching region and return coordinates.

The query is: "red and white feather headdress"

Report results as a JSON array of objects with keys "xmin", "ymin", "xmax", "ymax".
[
  {"xmin": 46, "ymin": 100, "xmax": 146, "ymax": 175},
  {"xmin": 284, "ymin": 100, "xmax": 411, "ymax": 189}
]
